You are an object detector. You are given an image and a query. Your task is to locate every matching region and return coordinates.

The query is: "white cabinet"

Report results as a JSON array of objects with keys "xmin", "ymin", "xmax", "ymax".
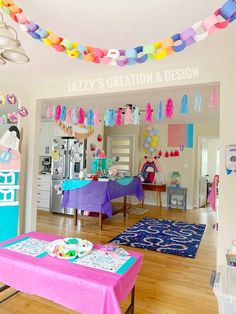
[{"xmin": 37, "ymin": 175, "xmax": 51, "ymax": 210}]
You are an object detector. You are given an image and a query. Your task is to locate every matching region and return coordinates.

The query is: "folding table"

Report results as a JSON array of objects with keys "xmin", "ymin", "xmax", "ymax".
[{"xmin": 0, "ymin": 232, "xmax": 143, "ymax": 314}]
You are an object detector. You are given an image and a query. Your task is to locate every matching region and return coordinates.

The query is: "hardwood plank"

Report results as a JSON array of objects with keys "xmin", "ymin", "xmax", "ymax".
[{"xmin": 0, "ymin": 206, "xmax": 218, "ymax": 314}]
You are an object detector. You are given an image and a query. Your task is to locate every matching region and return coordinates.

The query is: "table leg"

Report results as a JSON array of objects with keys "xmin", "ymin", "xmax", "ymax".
[
  {"xmin": 141, "ymin": 197, "xmax": 144, "ymax": 208},
  {"xmin": 159, "ymin": 190, "xmax": 162, "ymax": 208},
  {"xmin": 123, "ymin": 196, "xmax": 127, "ymax": 218},
  {"xmin": 0, "ymin": 285, "xmax": 20, "ymax": 304},
  {"xmin": 124, "ymin": 285, "xmax": 135, "ymax": 314},
  {"xmin": 99, "ymin": 212, "xmax": 102, "ymax": 230},
  {"xmin": 156, "ymin": 190, "xmax": 159, "ymax": 209},
  {"xmin": 74, "ymin": 208, "xmax": 78, "ymax": 226}
]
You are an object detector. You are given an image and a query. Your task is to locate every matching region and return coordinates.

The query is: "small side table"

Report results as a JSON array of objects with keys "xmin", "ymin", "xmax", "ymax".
[
  {"xmin": 167, "ymin": 187, "xmax": 187, "ymax": 210},
  {"xmin": 141, "ymin": 184, "xmax": 166, "ymax": 208}
]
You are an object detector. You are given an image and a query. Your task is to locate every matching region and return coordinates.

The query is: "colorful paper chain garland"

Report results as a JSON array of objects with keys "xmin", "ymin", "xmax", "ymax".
[{"xmin": 1, "ymin": 0, "xmax": 235, "ymax": 66}]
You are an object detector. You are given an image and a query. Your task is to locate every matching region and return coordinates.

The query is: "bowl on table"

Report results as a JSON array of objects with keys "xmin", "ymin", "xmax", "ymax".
[{"xmin": 46, "ymin": 238, "xmax": 93, "ymax": 259}]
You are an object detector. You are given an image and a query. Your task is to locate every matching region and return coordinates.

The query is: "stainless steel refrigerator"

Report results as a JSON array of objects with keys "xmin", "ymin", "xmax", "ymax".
[{"xmin": 50, "ymin": 137, "xmax": 87, "ymax": 215}]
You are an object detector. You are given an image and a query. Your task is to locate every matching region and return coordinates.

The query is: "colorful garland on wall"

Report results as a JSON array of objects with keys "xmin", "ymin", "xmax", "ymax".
[
  {"xmin": 0, "ymin": 93, "xmax": 28, "ymax": 124},
  {"xmin": 0, "ymin": 0, "xmax": 236, "ymax": 66},
  {"xmin": 56, "ymin": 121, "xmax": 94, "ymax": 140},
  {"xmin": 47, "ymin": 87, "xmax": 218, "ymax": 127}
]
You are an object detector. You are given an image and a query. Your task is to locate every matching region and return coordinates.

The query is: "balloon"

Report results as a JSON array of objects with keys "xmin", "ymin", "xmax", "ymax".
[
  {"xmin": 150, "ymin": 142, "xmax": 157, "ymax": 147},
  {"xmin": 146, "ymin": 125, "xmax": 152, "ymax": 131},
  {"xmin": 149, "ymin": 131, "xmax": 154, "ymax": 137},
  {"xmin": 153, "ymin": 129, "xmax": 158, "ymax": 135},
  {"xmin": 143, "ymin": 131, "xmax": 148, "ymax": 137},
  {"xmin": 149, "ymin": 147, "xmax": 155, "ymax": 153},
  {"xmin": 145, "ymin": 137, "xmax": 151, "ymax": 143},
  {"xmin": 144, "ymin": 143, "xmax": 149, "ymax": 148},
  {"xmin": 152, "ymin": 135, "xmax": 158, "ymax": 141}
]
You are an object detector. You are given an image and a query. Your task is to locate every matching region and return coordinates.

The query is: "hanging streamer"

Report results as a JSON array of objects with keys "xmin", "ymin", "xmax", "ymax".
[
  {"xmin": 87, "ymin": 109, "xmax": 94, "ymax": 126},
  {"xmin": 52, "ymin": 105, "xmax": 56, "ymax": 120},
  {"xmin": 209, "ymin": 88, "xmax": 218, "ymax": 107},
  {"xmin": 180, "ymin": 95, "xmax": 189, "ymax": 114},
  {"xmin": 72, "ymin": 108, "xmax": 77, "ymax": 124},
  {"xmin": 105, "ymin": 109, "xmax": 115, "ymax": 127},
  {"xmin": 194, "ymin": 93, "xmax": 202, "ymax": 112},
  {"xmin": 165, "ymin": 98, "xmax": 174, "ymax": 119},
  {"xmin": 54, "ymin": 105, "xmax": 62, "ymax": 121},
  {"xmin": 93, "ymin": 109, "xmax": 99, "ymax": 126},
  {"xmin": 156, "ymin": 101, "xmax": 163, "ymax": 120},
  {"xmin": 145, "ymin": 103, "xmax": 152, "ymax": 122},
  {"xmin": 78, "ymin": 108, "xmax": 85, "ymax": 124},
  {"xmin": 132, "ymin": 107, "xmax": 140, "ymax": 125},
  {"xmin": 60, "ymin": 106, "xmax": 67, "ymax": 121},
  {"xmin": 46, "ymin": 104, "xmax": 52, "ymax": 119},
  {"xmin": 1, "ymin": 1, "xmax": 234, "ymax": 67},
  {"xmin": 115, "ymin": 108, "xmax": 122, "ymax": 126},
  {"xmin": 66, "ymin": 107, "xmax": 72, "ymax": 123},
  {"xmin": 124, "ymin": 106, "xmax": 133, "ymax": 125}
]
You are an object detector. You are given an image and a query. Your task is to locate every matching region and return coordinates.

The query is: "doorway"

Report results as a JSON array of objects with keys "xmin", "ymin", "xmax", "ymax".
[{"xmin": 198, "ymin": 136, "xmax": 219, "ymax": 208}]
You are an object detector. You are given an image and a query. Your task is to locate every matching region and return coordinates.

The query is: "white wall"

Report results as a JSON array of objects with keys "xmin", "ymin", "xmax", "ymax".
[{"xmin": 207, "ymin": 138, "xmax": 219, "ymax": 180}]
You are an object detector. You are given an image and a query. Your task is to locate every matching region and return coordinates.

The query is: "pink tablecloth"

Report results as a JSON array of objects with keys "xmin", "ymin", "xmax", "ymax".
[{"xmin": 0, "ymin": 232, "xmax": 143, "ymax": 314}]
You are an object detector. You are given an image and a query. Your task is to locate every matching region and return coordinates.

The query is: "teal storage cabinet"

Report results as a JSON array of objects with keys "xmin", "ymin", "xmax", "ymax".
[
  {"xmin": 0, "ymin": 171, "xmax": 19, "ymax": 241},
  {"xmin": 0, "ymin": 204, "xmax": 19, "ymax": 242}
]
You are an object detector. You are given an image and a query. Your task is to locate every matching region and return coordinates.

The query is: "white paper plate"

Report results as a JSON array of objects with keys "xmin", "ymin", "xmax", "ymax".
[{"xmin": 46, "ymin": 238, "xmax": 93, "ymax": 260}]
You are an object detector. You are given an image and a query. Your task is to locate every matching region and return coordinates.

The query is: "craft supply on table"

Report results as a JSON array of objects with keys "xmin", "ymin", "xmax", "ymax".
[
  {"xmin": 46, "ymin": 238, "xmax": 93, "ymax": 259},
  {"xmin": 1, "ymin": 237, "xmax": 49, "ymax": 257},
  {"xmin": 72, "ymin": 247, "xmax": 135, "ymax": 274}
]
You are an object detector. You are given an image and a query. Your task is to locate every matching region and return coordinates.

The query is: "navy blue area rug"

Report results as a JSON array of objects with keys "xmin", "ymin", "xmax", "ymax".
[{"xmin": 110, "ymin": 217, "xmax": 206, "ymax": 258}]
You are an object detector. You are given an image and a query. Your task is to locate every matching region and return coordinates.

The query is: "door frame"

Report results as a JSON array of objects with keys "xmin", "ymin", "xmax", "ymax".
[{"xmin": 106, "ymin": 134, "xmax": 135, "ymax": 176}]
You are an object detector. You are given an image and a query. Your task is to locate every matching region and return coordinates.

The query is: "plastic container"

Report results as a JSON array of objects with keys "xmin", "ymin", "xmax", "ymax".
[
  {"xmin": 92, "ymin": 158, "xmax": 113, "ymax": 173},
  {"xmin": 213, "ymin": 266, "xmax": 236, "ymax": 314}
]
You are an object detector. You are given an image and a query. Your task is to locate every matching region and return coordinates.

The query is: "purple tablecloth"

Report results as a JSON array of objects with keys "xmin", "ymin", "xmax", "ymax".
[{"xmin": 62, "ymin": 177, "xmax": 144, "ymax": 217}]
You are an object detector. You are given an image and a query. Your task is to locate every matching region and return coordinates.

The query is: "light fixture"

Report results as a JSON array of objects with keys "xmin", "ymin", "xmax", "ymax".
[
  {"xmin": 2, "ymin": 46, "xmax": 30, "ymax": 64},
  {"xmin": 0, "ymin": 12, "xmax": 29, "ymax": 65}
]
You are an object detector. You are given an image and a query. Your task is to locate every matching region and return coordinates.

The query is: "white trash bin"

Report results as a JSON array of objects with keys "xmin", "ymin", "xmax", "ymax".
[{"xmin": 213, "ymin": 266, "xmax": 236, "ymax": 314}]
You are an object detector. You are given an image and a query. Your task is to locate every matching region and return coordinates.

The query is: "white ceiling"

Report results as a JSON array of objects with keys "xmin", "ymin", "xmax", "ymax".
[
  {"xmin": 41, "ymin": 83, "xmax": 220, "ymax": 124},
  {"xmin": 0, "ymin": 0, "xmax": 235, "ymax": 83}
]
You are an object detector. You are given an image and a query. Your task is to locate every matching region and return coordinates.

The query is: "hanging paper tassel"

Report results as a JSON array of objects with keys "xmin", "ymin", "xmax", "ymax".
[
  {"xmin": 165, "ymin": 98, "xmax": 174, "ymax": 119},
  {"xmin": 165, "ymin": 151, "xmax": 169, "ymax": 158},
  {"xmin": 66, "ymin": 107, "xmax": 72, "ymax": 123},
  {"xmin": 115, "ymin": 108, "xmax": 122, "ymax": 126},
  {"xmin": 52, "ymin": 105, "xmax": 56, "ymax": 120},
  {"xmin": 105, "ymin": 109, "xmax": 115, "ymax": 127},
  {"xmin": 78, "ymin": 108, "xmax": 85, "ymax": 124},
  {"xmin": 94, "ymin": 108, "xmax": 99, "ymax": 126},
  {"xmin": 72, "ymin": 108, "xmax": 77, "ymax": 124},
  {"xmin": 180, "ymin": 95, "xmax": 189, "ymax": 114},
  {"xmin": 132, "ymin": 107, "xmax": 140, "ymax": 125},
  {"xmin": 145, "ymin": 102, "xmax": 152, "ymax": 122},
  {"xmin": 60, "ymin": 106, "xmax": 67, "ymax": 121},
  {"xmin": 87, "ymin": 109, "xmax": 94, "ymax": 126},
  {"xmin": 54, "ymin": 105, "xmax": 62, "ymax": 121},
  {"xmin": 156, "ymin": 101, "xmax": 163, "ymax": 120},
  {"xmin": 194, "ymin": 93, "xmax": 202, "ymax": 112},
  {"xmin": 46, "ymin": 104, "xmax": 52, "ymax": 119},
  {"xmin": 124, "ymin": 106, "xmax": 133, "ymax": 125},
  {"xmin": 209, "ymin": 87, "xmax": 218, "ymax": 107}
]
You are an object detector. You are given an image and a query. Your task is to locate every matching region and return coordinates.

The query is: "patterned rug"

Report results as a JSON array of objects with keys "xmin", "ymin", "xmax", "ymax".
[{"xmin": 110, "ymin": 217, "xmax": 206, "ymax": 258}]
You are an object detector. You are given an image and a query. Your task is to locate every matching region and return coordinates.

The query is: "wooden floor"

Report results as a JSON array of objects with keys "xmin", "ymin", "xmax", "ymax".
[{"xmin": 0, "ymin": 205, "xmax": 218, "ymax": 314}]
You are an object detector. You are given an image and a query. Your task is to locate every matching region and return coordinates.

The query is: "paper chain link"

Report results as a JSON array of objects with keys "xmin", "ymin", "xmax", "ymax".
[{"xmin": 0, "ymin": 0, "xmax": 236, "ymax": 66}]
